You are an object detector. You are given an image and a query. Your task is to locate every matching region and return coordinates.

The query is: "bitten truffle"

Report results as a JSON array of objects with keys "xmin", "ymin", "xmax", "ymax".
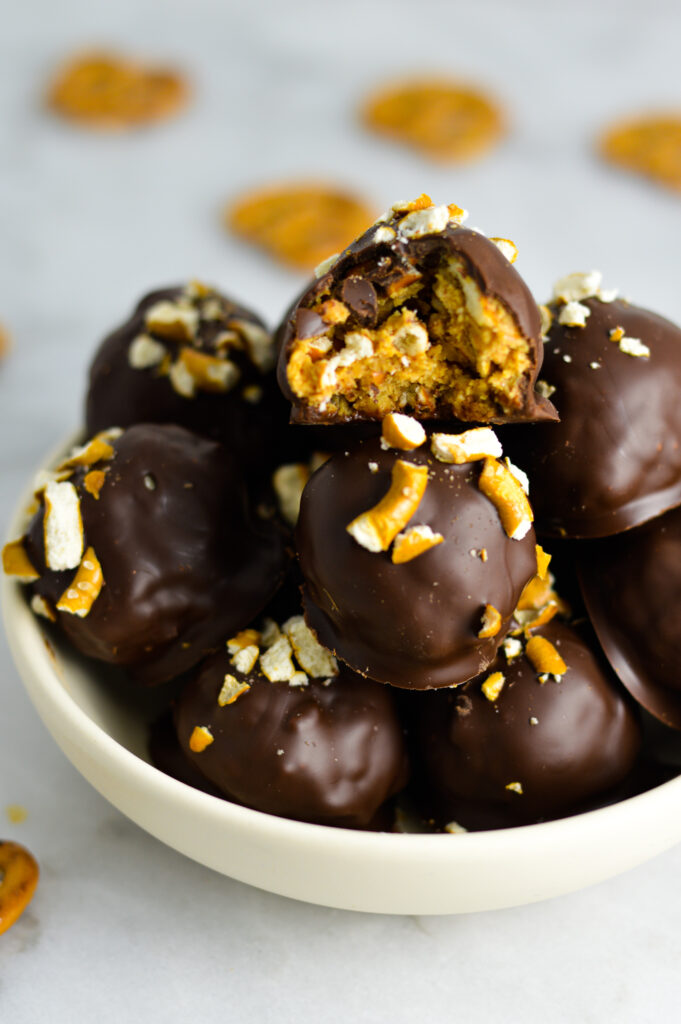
[
  {"xmin": 277, "ymin": 195, "xmax": 556, "ymax": 426},
  {"xmin": 6, "ymin": 424, "xmax": 287, "ymax": 685},
  {"xmin": 579, "ymin": 505, "xmax": 681, "ymax": 729},
  {"xmin": 85, "ymin": 282, "xmax": 292, "ymax": 476},
  {"xmin": 296, "ymin": 428, "xmax": 538, "ymax": 689},
  {"xmin": 504, "ymin": 272, "xmax": 681, "ymax": 538},
  {"xmin": 174, "ymin": 614, "xmax": 409, "ymax": 827},
  {"xmin": 414, "ymin": 621, "xmax": 642, "ymax": 829}
]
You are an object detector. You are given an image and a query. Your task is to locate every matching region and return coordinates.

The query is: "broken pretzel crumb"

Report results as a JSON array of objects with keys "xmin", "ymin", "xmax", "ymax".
[
  {"xmin": 347, "ymin": 459, "xmax": 428, "ymax": 552},
  {"xmin": 391, "ymin": 524, "xmax": 444, "ymax": 564}
]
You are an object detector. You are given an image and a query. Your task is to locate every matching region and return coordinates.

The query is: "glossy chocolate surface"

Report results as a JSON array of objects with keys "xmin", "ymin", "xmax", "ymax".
[
  {"xmin": 296, "ymin": 437, "xmax": 537, "ymax": 689},
  {"xmin": 174, "ymin": 651, "xmax": 409, "ymax": 828},
  {"xmin": 579, "ymin": 507, "xmax": 681, "ymax": 729},
  {"xmin": 25, "ymin": 424, "xmax": 288, "ymax": 685},
  {"xmin": 85, "ymin": 285, "xmax": 295, "ymax": 476},
  {"xmin": 277, "ymin": 217, "xmax": 556, "ymax": 425},
  {"xmin": 504, "ymin": 297, "xmax": 681, "ymax": 538},
  {"xmin": 414, "ymin": 622, "xmax": 642, "ymax": 828}
]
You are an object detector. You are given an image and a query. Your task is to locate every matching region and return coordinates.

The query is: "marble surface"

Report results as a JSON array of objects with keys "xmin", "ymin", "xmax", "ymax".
[{"xmin": 3, "ymin": 0, "xmax": 681, "ymax": 1019}]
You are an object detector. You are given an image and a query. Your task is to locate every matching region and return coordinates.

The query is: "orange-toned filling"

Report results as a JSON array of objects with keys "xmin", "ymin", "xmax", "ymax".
[{"xmin": 287, "ymin": 254, "xmax": 531, "ymax": 421}]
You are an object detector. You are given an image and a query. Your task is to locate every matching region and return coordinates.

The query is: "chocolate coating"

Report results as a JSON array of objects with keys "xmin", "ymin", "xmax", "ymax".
[
  {"xmin": 148, "ymin": 712, "xmax": 224, "ymax": 798},
  {"xmin": 174, "ymin": 651, "xmax": 409, "ymax": 828},
  {"xmin": 579, "ymin": 507, "xmax": 681, "ymax": 729},
  {"xmin": 25, "ymin": 424, "xmax": 288, "ymax": 685},
  {"xmin": 296, "ymin": 437, "xmax": 538, "ymax": 689},
  {"xmin": 504, "ymin": 297, "xmax": 681, "ymax": 538},
  {"xmin": 277, "ymin": 214, "xmax": 556, "ymax": 425},
  {"xmin": 414, "ymin": 622, "xmax": 642, "ymax": 828},
  {"xmin": 85, "ymin": 284, "xmax": 295, "ymax": 476}
]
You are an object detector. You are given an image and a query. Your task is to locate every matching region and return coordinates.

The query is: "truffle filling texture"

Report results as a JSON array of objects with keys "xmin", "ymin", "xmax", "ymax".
[{"xmin": 286, "ymin": 251, "xmax": 532, "ymax": 422}]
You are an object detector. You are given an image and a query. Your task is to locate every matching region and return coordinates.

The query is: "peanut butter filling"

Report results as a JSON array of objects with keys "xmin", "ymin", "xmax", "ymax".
[{"xmin": 287, "ymin": 253, "xmax": 532, "ymax": 422}]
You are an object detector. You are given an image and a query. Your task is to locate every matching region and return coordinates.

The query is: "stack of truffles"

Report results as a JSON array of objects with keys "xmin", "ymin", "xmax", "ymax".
[{"xmin": 6, "ymin": 195, "xmax": 681, "ymax": 832}]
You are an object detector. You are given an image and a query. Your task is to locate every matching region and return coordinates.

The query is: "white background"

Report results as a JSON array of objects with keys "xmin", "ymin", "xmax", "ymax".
[{"xmin": 2, "ymin": 0, "xmax": 681, "ymax": 1019}]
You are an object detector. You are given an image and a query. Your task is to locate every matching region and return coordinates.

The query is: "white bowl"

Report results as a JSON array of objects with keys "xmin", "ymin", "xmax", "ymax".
[{"xmin": 5, "ymin": 436, "xmax": 681, "ymax": 915}]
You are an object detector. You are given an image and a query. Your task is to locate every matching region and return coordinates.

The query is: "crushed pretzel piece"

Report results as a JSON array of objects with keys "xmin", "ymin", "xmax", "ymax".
[
  {"xmin": 481, "ymin": 670, "xmax": 505, "ymax": 702},
  {"xmin": 282, "ymin": 616, "xmax": 339, "ymax": 678},
  {"xmin": 609, "ymin": 326, "xmax": 625, "ymax": 343},
  {"xmin": 43, "ymin": 480, "xmax": 84, "ymax": 571},
  {"xmin": 516, "ymin": 572, "xmax": 554, "ymax": 612},
  {"xmin": 391, "ymin": 524, "xmax": 444, "ymax": 564},
  {"xmin": 503, "ymin": 459, "xmax": 529, "ymax": 496},
  {"xmin": 536, "ymin": 380, "xmax": 556, "ymax": 400},
  {"xmin": 56, "ymin": 546, "xmax": 104, "ymax": 617},
  {"xmin": 189, "ymin": 725, "xmax": 214, "ymax": 753},
  {"xmin": 398, "ymin": 204, "xmax": 450, "ymax": 239},
  {"xmin": 618, "ymin": 336, "xmax": 650, "ymax": 359},
  {"xmin": 218, "ymin": 674, "xmax": 251, "ymax": 706},
  {"xmin": 381, "ymin": 413, "xmax": 427, "ymax": 451},
  {"xmin": 553, "ymin": 271, "xmax": 603, "ymax": 304},
  {"xmin": 502, "ymin": 636, "xmax": 523, "ymax": 662},
  {"xmin": 347, "ymin": 459, "xmax": 428, "ymax": 552},
  {"xmin": 168, "ymin": 358, "xmax": 196, "ymax": 398},
  {"xmin": 489, "ymin": 238, "xmax": 518, "ymax": 263},
  {"xmin": 539, "ymin": 305, "xmax": 553, "ymax": 339},
  {"xmin": 315, "ymin": 253, "xmax": 340, "ymax": 278},
  {"xmin": 525, "ymin": 636, "xmax": 568, "ymax": 678},
  {"xmin": 128, "ymin": 334, "xmax": 166, "ymax": 369},
  {"xmin": 535, "ymin": 545, "xmax": 551, "ymax": 580},
  {"xmin": 226, "ymin": 183, "xmax": 373, "ymax": 270},
  {"xmin": 260, "ymin": 619, "xmax": 281, "ymax": 649},
  {"xmin": 2, "ymin": 539, "xmax": 39, "ymax": 581},
  {"xmin": 478, "ymin": 604, "xmax": 502, "ymax": 639},
  {"xmin": 259, "ymin": 635, "xmax": 296, "ymax": 682},
  {"xmin": 46, "ymin": 51, "xmax": 188, "ymax": 129},
  {"xmin": 523, "ymin": 602, "xmax": 559, "ymax": 634},
  {"xmin": 83, "ymin": 469, "xmax": 108, "ymax": 499},
  {"xmin": 59, "ymin": 432, "xmax": 119, "ymax": 471},
  {"xmin": 505, "ymin": 781, "xmax": 523, "ymax": 795},
  {"xmin": 272, "ymin": 463, "xmax": 310, "ymax": 527},
  {"xmin": 444, "ymin": 821, "xmax": 468, "ymax": 834},
  {"xmin": 391, "ymin": 195, "xmax": 434, "ymax": 215},
  {"xmin": 145, "ymin": 300, "xmax": 199, "ymax": 341},
  {"xmin": 178, "ymin": 348, "xmax": 240, "ymax": 393},
  {"xmin": 0, "ymin": 840, "xmax": 39, "ymax": 936},
  {"xmin": 558, "ymin": 301, "xmax": 590, "ymax": 328},
  {"xmin": 30, "ymin": 595, "xmax": 56, "ymax": 622},
  {"xmin": 289, "ymin": 671, "xmax": 309, "ymax": 688},
  {"xmin": 478, "ymin": 457, "xmax": 533, "ymax": 540},
  {"xmin": 227, "ymin": 629, "xmax": 261, "ymax": 655},
  {"xmin": 309, "ymin": 451, "xmax": 330, "ymax": 473},
  {"xmin": 231, "ymin": 645, "xmax": 259, "ymax": 675},
  {"xmin": 392, "ymin": 320, "xmax": 429, "ymax": 355},
  {"xmin": 231, "ymin": 319, "xmax": 275, "ymax": 372},
  {"xmin": 431, "ymin": 427, "xmax": 502, "ymax": 464}
]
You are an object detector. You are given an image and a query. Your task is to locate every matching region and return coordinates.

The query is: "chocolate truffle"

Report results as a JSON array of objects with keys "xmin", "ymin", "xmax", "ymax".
[
  {"xmin": 579, "ymin": 506, "xmax": 681, "ymax": 729},
  {"xmin": 503, "ymin": 272, "xmax": 681, "ymax": 538},
  {"xmin": 85, "ymin": 282, "xmax": 293, "ymax": 475},
  {"xmin": 296, "ymin": 427, "xmax": 538, "ymax": 689},
  {"xmin": 414, "ymin": 621, "xmax": 642, "ymax": 829},
  {"xmin": 277, "ymin": 196, "xmax": 556, "ymax": 426},
  {"xmin": 8, "ymin": 424, "xmax": 287, "ymax": 685},
  {"xmin": 174, "ymin": 614, "xmax": 409, "ymax": 827}
]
